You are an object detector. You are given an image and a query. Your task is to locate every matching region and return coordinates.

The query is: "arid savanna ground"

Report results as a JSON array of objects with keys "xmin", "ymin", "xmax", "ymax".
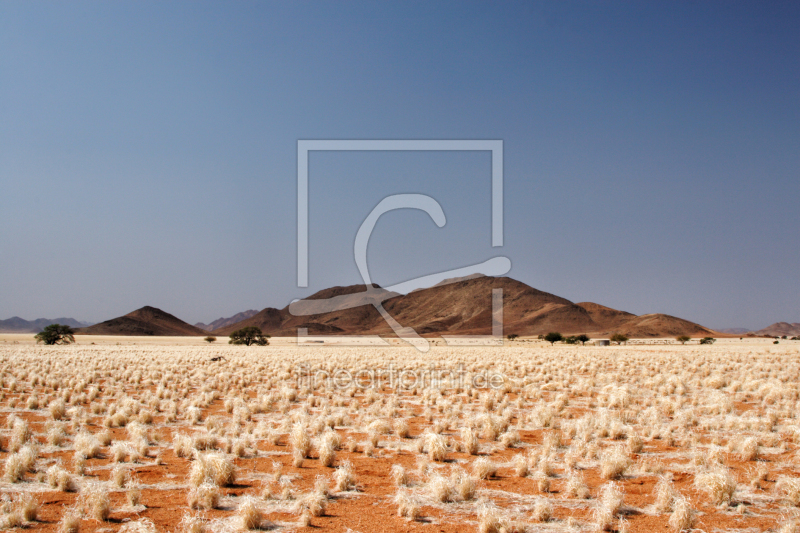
[{"xmin": 0, "ymin": 336, "xmax": 799, "ymax": 532}]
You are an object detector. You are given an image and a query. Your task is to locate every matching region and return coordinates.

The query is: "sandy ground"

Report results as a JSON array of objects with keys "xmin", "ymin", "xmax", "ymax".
[{"xmin": 0, "ymin": 340, "xmax": 799, "ymax": 533}]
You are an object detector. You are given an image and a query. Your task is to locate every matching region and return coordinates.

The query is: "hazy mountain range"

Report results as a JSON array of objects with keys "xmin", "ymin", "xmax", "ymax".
[
  {"xmin": 0, "ymin": 317, "xmax": 93, "ymax": 333},
  {"xmin": 717, "ymin": 324, "xmax": 800, "ymax": 337},
  {"xmin": 195, "ymin": 310, "xmax": 259, "ymax": 332}
]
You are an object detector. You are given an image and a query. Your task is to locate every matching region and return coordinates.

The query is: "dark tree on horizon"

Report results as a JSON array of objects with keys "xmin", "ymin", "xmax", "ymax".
[
  {"xmin": 35, "ymin": 324, "xmax": 75, "ymax": 345},
  {"xmin": 544, "ymin": 332, "xmax": 563, "ymax": 345},
  {"xmin": 229, "ymin": 327, "xmax": 270, "ymax": 346}
]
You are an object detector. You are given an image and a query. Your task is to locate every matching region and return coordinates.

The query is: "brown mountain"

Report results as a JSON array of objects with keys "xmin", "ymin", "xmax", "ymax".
[
  {"xmin": 755, "ymin": 322, "xmax": 800, "ymax": 337},
  {"xmin": 75, "ymin": 306, "xmax": 207, "ymax": 336},
  {"xmin": 214, "ymin": 284, "xmax": 391, "ymax": 336},
  {"xmin": 195, "ymin": 310, "xmax": 259, "ymax": 331},
  {"xmin": 597, "ymin": 313, "xmax": 715, "ymax": 338},
  {"xmin": 213, "ymin": 276, "xmax": 714, "ymax": 338},
  {"xmin": 575, "ymin": 302, "xmax": 635, "ymax": 328}
]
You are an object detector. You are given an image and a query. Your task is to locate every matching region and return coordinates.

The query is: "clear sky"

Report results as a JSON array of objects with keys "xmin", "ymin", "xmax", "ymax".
[{"xmin": 1, "ymin": 1, "xmax": 798, "ymax": 330}]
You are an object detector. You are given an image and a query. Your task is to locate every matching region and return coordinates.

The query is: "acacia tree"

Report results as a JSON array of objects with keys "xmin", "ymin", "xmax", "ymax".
[
  {"xmin": 507, "ymin": 334, "xmax": 519, "ymax": 341},
  {"xmin": 576, "ymin": 334, "xmax": 590, "ymax": 346},
  {"xmin": 610, "ymin": 333, "xmax": 629, "ymax": 345},
  {"xmin": 544, "ymin": 332, "xmax": 563, "ymax": 345},
  {"xmin": 229, "ymin": 326, "xmax": 270, "ymax": 346},
  {"xmin": 676, "ymin": 335, "xmax": 691, "ymax": 344},
  {"xmin": 35, "ymin": 324, "xmax": 75, "ymax": 345}
]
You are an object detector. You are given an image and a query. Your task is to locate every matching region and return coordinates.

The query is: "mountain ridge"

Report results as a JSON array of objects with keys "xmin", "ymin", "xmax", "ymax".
[
  {"xmin": 0, "ymin": 317, "xmax": 92, "ymax": 333},
  {"xmin": 195, "ymin": 310, "xmax": 259, "ymax": 331},
  {"xmin": 212, "ymin": 276, "xmax": 717, "ymax": 338},
  {"xmin": 52, "ymin": 276, "xmax": 729, "ymax": 338}
]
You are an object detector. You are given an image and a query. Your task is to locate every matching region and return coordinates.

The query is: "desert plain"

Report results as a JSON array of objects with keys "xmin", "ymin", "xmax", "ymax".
[{"xmin": 0, "ymin": 336, "xmax": 799, "ymax": 533}]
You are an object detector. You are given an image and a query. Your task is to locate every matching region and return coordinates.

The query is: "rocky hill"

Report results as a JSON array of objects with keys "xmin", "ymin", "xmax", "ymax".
[
  {"xmin": 75, "ymin": 306, "xmax": 207, "ymax": 336},
  {"xmin": 213, "ymin": 276, "xmax": 716, "ymax": 338}
]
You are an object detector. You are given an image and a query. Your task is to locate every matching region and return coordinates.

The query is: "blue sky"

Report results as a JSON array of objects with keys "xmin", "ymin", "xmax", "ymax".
[{"xmin": 1, "ymin": 1, "xmax": 798, "ymax": 329}]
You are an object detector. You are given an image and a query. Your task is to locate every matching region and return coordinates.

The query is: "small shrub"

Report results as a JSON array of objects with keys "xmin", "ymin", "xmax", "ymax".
[
  {"xmin": 654, "ymin": 475, "xmax": 677, "ymax": 513},
  {"xmin": 188, "ymin": 482, "xmax": 221, "ymax": 510},
  {"xmin": 82, "ymin": 482, "xmax": 111, "ymax": 521},
  {"xmin": 669, "ymin": 495, "xmax": 697, "ymax": 532},
  {"xmin": 391, "ymin": 464, "xmax": 408, "ymax": 487},
  {"xmin": 610, "ymin": 333, "xmax": 629, "ymax": 345},
  {"xmin": 564, "ymin": 469, "xmax": 590, "ymax": 499},
  {"xmin": 394, "ymin": 488, "xmax": 421, "ymax": 520},
  {"xmin": 600, "ymin": 446, "xmax": 631, "ymax": 479},
  {"xmin": 460, "ymin": 426, "xmax": 479, "ymax": 455},
  {"xmin": 236, "ymin": 496, "xmax": 272, "ymax": 530},
  {"xmin": 424, "ymin": 430, "xmax": 448, "ymax": 462},
  {"xmin": 532, "ymin": 497, "xmax": 552, "ymax": 522},
  {"xmin": 472, "ymin": 457, "xmax": 497, "ymax": 480},
  {"xmin": 593, "ymin": 482, "xmax": 624, "ymax": 531},
  {"xmin": 777, "ymin": 476, "xmax": 800, "ymax": 506},
  {"xmin": 695, "ymin": 467, "xmax": 736, "ymax": 505},
  {"xmin": 58, "ymin": 507, "xmax": 81, "ymax": 533},
  {"xmin": 333, "ymin": 461, "xmax": 356, "ymax": 492}
]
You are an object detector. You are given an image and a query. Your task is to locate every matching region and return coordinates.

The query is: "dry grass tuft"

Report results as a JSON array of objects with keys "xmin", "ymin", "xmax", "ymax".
[
  {"xmin": 473, "ymin": 457, "xmax": 497, "ymax": 480},
  {"xmin": 189, "ymin": 453, "xmax": 235, "ymax": 487},
  {"xmin": 394, "ymin": 488, "xmax": 421, "ymax": 520},
  {"xmin": 333, "ymin": 461, "xmax": 357, "ymax": 492},
  {"xmin": 188, "ymin": 482, "xmax": 221, "ymax": 510},
  {"xmin": 58, "ymin": 507, "xmax": 82, "ymax": 533},
  {"xmin": 237, "ymin": 496, "xmax": 273, "ymax": 530},
  {"xmin": 82, "ymin": 481, "xmax": 111, "ymax": 521},
  {"xmin": 668, "ymin": 495, "xmax": 697, "ymax": 532},
  {"xmin": 593, "ymin": 482, "xmax": 624, "ymax": 531},
  {"xmin": 695, "ymin": 467, "xmax": 737, "ymax": 506},
  {"xmin": 777, "ymin": 476, "xmax": 800, "ymax": 506}
]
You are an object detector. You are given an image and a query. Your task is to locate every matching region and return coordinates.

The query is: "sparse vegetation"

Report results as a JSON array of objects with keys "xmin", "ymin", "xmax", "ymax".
[
  {"xmin": 676, "ymin": 335, "xmax": 690, "ymax": 344},
  {"xmin": 0, "ymin": 338, "xmax": 795, "ymax": 531},
  {"xmin": 700, "ymin": 336, "xmax": 717, "ymax": 344}
]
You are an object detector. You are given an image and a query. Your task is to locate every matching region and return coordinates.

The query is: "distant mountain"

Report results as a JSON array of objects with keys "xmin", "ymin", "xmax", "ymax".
[
  {"xmin": 0, "ymin": 317, "xmax": 93, "ymax": 333},
  {"xmin": 718, "ymin": 327, "xmax": 751, "ymax": 335},
  {"xmin": 75, "ymin": 306, "xmax": 207, "ymax": 336},
  {"xmin": 212, "ymin": 276, "xmax": 716, "ymax": 338},
  {"xmin": 195, "ymin": 310, "xmax": 259, "ymax": 331},
  {"xmin": 755, "ymin": 322, "xmax": 800, "ymax": 337},
  {"xmin": 598, "ymin": 313, "xmax": 715, "ymax": 338}
]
